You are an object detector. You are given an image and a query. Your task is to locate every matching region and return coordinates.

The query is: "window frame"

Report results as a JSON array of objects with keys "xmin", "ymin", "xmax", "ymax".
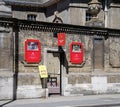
[
  {"xmin": 27, "ymin": 14, "xmax": 37, "ymax": 21},
  {"xmin": 86, "ymin": 11, "xmax": 92, "ymax": 21}
]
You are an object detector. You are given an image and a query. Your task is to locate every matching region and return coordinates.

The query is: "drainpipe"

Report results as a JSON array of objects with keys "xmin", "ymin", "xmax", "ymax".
[{"xmin": 105, "ymin": 0, "xmax": 108, "ymax": 28}]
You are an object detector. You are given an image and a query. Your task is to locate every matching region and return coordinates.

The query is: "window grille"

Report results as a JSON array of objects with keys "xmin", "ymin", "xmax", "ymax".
[
  {"xmin": 27, "ymin": 14, "xmax": 37, "ymax": 21},
  {"xmin": 86, "ymin": 11, "xmax": 92, "ymax": 21}
]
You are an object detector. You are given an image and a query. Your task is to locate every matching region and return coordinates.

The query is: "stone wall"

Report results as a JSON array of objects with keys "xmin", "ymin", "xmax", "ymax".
[
  {"xmin": 0, "ymin": 0, "xmax": 120, "ymax": 99},
  {"xmin": 17, "ymin": 29, "xmax": 120, "ymax": 97},
  {"xmin": 0, "ymin": 28, "xmax": 13, "ymax": 100},
  {"xmin": 0, "ymin": 73, "xmax": 13, "ymax": 100},
  {"xmin": 0, "ymin": 28, "xmax": 120, "ymax": 99},
  {"xmin": 109, "ymin": 4, "xmax": 120, "ymax": 28},
  {"xmin": 109, "ymin": 37, "xmax": 120, "ymax": 68},
  {"xmin": 0, "ymin": 23, "xmax": 120, "ymax": 100}
]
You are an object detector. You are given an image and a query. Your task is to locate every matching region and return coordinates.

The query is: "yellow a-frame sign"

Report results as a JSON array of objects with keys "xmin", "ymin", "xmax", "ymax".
[{"xmin": 38, "ymin": 65, "xmax": 48, "ymax": 78}]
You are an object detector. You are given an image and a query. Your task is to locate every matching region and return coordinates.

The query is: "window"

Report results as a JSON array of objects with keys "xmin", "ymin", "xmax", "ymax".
[
  {"xmin": 27, "ymin": 14, "xmax": 37, "ymax": 21},
  {"xmin": 27, "ymin": 42, "xmax": 38, "ymax": 50},
  {"xmin": 72, "ymin": 44, "xmax": 81, "ymax": 52},
  {"xmin": 86, "ymin": 11, "xmax": 92, "ymax": 21}
]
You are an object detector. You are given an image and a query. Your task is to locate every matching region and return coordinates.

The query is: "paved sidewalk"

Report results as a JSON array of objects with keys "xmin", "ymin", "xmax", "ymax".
[{"xmin": 0, "ymin": 94, "xmax": 120, "ymax": 107}]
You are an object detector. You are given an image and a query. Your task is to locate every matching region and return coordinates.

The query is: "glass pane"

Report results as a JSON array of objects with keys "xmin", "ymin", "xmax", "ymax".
[
  {"xmin": 86, "ymin": 12, "xmax": 92, "ymax": 21},
  {"xmin": 27, "ymin": 42, "xmax": 38, "ymax": 50},
  {"xmin": 72, "ymin": 44, "xmax": 81, "ymax": 52}
]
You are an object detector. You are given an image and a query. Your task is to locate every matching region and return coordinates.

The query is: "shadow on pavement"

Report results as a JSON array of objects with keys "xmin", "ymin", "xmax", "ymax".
[{"xmin": 0, "ymin": 100, "xmax": 15, "ymax": 107}]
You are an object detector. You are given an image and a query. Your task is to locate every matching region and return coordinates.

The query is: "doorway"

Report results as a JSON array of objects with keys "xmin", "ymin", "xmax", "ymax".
[
  {"xmin": 93, "ymin": 38, "xmax": 104, "ymax": 70},
  {"xmin": 44, "ymin": 48, "xmax": 63, "ymax": 95}
]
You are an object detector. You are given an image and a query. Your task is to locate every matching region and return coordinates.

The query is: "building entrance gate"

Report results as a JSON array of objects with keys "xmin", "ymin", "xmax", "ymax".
[{"xmin": 45, "ymin": 50, "xmax": 62, "ymax": 95}]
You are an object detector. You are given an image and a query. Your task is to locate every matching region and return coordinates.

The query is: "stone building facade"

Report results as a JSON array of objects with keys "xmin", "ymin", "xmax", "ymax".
[{"xmin": 0, "ymin": 0, "xmax": 120, "ymax": 100}]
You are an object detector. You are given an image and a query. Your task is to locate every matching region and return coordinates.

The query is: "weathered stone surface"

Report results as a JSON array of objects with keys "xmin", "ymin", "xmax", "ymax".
[
  {"xmin": 0, "ymin": 0, "xmax": 120, "ymax": 100},
  {"xmin": 0, "ymin": 73, "xmax": 13, "ymax": 100},
  {"xmin": 18, "ymin": 73, "xmax": 41, "ymax": 86},
  {"xmin": 108, "ymin": 75, "xmax": 120, "ymax": 83},
  {"xmin": 109, "ymin": 38, "xmax": 120, "ymax": 67},
  {"xmin": 68, "ymin": 74, "xmax": 91, "ymax": 84},
  {"xmin": 17, "ymin": 85, "xmax": 45, "ymax": 99}
]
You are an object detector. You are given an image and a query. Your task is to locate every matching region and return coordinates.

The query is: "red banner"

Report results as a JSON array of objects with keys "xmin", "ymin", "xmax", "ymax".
[{"xmin": 57, "ymin": 33, "xmax": 66, "ymax": 46}]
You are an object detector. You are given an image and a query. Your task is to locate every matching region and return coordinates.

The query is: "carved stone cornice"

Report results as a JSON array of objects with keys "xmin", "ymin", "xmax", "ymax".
[{"xmin": 0, "ymin": 17, "xmax": 119, "ymax": 37}]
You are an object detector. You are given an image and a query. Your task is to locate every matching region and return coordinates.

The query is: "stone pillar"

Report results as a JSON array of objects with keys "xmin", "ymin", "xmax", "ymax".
[
  {"xmin": 86, "ymin": 0, "xmax": 107, "ymax": 94},
  {"xmin": 86, "ymin": 0, "xmax": 104, "ymax": 27}
]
